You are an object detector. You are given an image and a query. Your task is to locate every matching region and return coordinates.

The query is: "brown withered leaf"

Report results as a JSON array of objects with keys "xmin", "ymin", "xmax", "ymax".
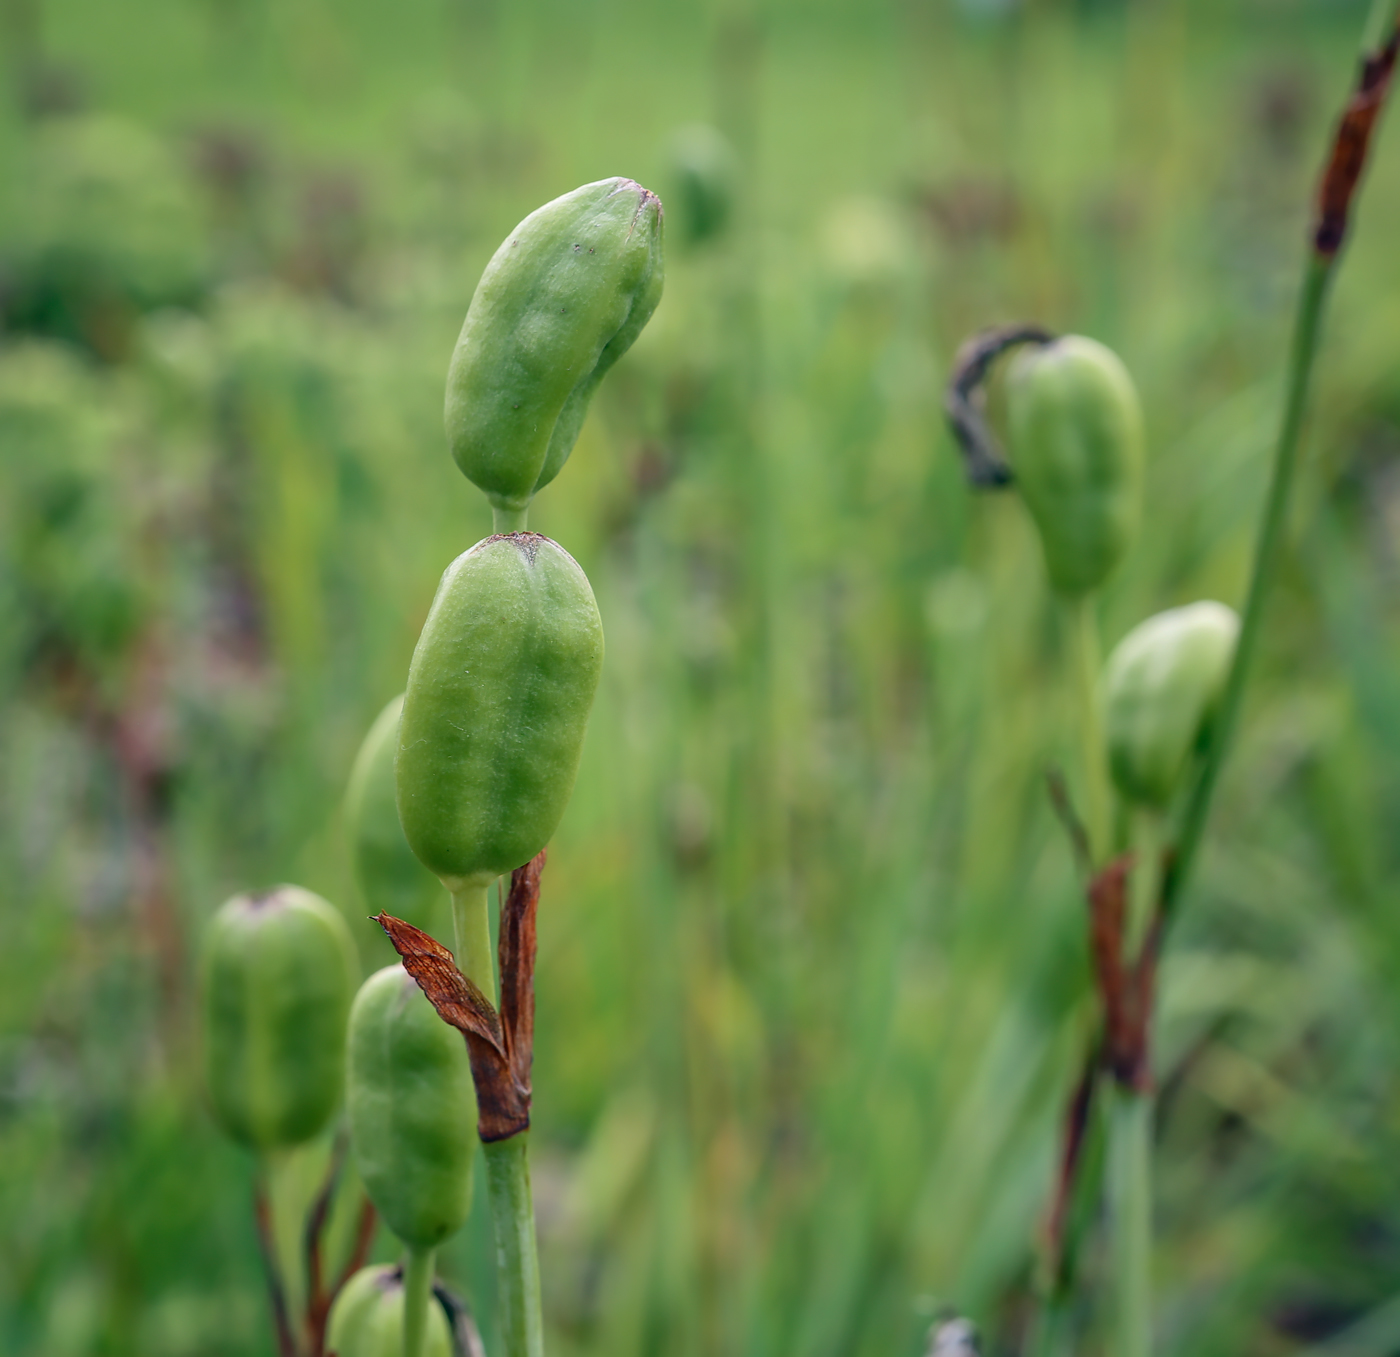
[
  {"xmin": 498, "ymin": 850, "xmax": 544, "ymax": 1100},
  {"xmin": 374, "ymin": 914, "xmax": 505, "ymax": 1058},
  {"xmin": 1086, "ymin": 856, "xmax": 1160, "ymax": 1092}
]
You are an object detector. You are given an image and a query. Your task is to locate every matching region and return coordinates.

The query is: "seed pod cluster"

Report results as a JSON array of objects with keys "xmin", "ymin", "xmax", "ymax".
[
  {"xmin": 445, "ymin": 177, "xmax": 664, "ymax": 516},
  {"xmin": 347, "ymin": 966, "xmax": 477, "ymax": 1249},
  {"xmin": 396, "ymin": 532, "xmax": 604, "ymax": 888},
  {"xmin": 326, "ymin": 1266, "xmax": 453, "ymax": 1357},
  {"xmin": 202, "ymin": 885, "xmax": 358, "ymax": 1151},
  {"xmin": 1006, "ymin": 335, "xmax": 1145, "ymax": 597},
  {"xmin": 1103, "ymin": 601, "xmax": 1239, "ymax": 808}
]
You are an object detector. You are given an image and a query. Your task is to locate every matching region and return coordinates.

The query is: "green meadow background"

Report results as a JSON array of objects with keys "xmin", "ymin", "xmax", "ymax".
[{"xmin": 4, "ymin": 0, "xmax": 1400, "ymax": 1353}]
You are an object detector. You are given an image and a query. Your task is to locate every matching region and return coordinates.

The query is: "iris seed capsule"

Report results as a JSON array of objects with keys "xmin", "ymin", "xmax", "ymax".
[
  {"xmin": 325, "ymin": 1265, "xmax": 453, "ymax": 1357},
  {"xmin": 445, "ymin": 177, "xmax": 665, "ymax": 521},
  {"xmin": 202, "ymin": 886, "xmax": 358, "ymax": 1151},
  {"xmin": 347, "ymin": 965, "xmax": 477, "ymax": 1250},
  {"xmin": 345, "ymin": 695, "xmax": 443, "ymax": 932},
  {"xmin": 1005, "ymin": 335, "xmax": 1145, "ymax": 597},
  {"xmin": 396, "ymin": 532, "xmax": 604, "ymax": 889},
  {"xmin": 1104, "ymin": 601, "xmax": 1239, "ymax": 808}
]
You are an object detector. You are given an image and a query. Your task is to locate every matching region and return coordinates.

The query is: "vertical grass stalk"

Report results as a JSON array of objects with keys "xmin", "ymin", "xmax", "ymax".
[
  {"xmin": 1107, "ymin": 1084, "xmax": 1153, "ymax": 1357},
  {"xmin": 1066, "ymin": 596, "xmax": 1111, "ymax": 864},
  {"xmin": 402, "ymin": 1244, "xmax": 437, "ymax": 1357},
  {"xmin": 484, "ymin": 1134, "xmax": 545, "ymax": 1357}
]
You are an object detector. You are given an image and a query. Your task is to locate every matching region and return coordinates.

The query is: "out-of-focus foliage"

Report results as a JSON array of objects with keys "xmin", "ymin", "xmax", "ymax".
[{"xmin": 2, "ymin": 2, "xmax": 1400, "ymax": 1356}]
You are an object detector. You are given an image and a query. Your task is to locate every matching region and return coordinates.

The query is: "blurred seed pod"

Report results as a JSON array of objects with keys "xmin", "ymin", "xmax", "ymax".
[
  {"xmin": 346, "ymin": 966, "xmax": 477, "ymax": 1250},
  {"xmin": 1104, "ymin": 601, "xmax": 1239, "ymax": 808},
  {"xmin": 1005, "ymin": 335, "xmax": 1145, "ymax": 597},
  {"xmin": 397, "ymin": 533, "xmax": 604, "ymax": 888},
  {"xmin": 345, "ymin": 695, "xmax": 443, "ymax": 930},
  {"xmin": 668, "ymin": 124, "xmax": 736, "ymax": 248},
  {"xmin": 202, "ymin": 886, "xmax": 358, "ymax": 1151},
  {"xmin": 326, "ymin": 1265, "xmax": 454, "ymax": 1357},
  {"xmin": 445, "ymin": 178, "xmax": 665, "ymax": 516}
]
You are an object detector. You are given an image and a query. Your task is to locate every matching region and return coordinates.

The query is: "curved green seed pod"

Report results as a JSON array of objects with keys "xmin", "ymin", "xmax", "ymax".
[
  {"xmin": 202, "ymin": 886, "xmax": 358, "ymax": 1151},
  {"xmin": 445, "ymin": 178, "xmax": 665, "ymax": 516},
  {"xmin": 397, "ymin": 532, "xmax": 604, "ymax": 888},
  {"xmin": 1006, "ymin": 335, "xmax": 1145, "ymax": 597},
  {"xmin": 325, "ymin": 1265, "xmax": 453, "ymax": 1357},
  {"xmin": 345, "ymin": 695, "xmax": 443, "ymax": 930},
  {"xmin": 1104, "ymin": 601, "xmax": 1239, "ymax": 808},
  {"xmin": 347, "ymin": 966, "xmax": 476, "ymax": 1249}
]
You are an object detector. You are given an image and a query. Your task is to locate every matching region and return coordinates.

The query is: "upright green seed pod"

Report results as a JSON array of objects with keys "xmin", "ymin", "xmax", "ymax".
[
  {"xmin": 1104, "ymin": 601, "xmax": 1239, "ymax": 808},
  {"xmin": 345, "ymin": 695, "xmax": 443, "ymax": 931},
  {"xmin": 1006, "ymin": 335, "xmax": 1145, "ymax": 597},
  {"xmin": 325, "ymin": 1265, "xmax": 453, "ymax": 1357},
  {"xmin": 445, "ymin": 178, "xmax": 665, "ymax": 519},
  {"xmin": 397, "ymin": 532, "xmax": 604, "ymax": 888},
  {"xmin": 202, "ymin": 886, "xmax": 358, "ymax": 1151},
  {"xmin": 347, "ymin": 966, "xmax": 477, "ymax": 1250}
]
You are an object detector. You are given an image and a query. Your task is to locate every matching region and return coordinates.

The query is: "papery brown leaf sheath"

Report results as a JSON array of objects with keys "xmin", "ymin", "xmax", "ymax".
[
  {"xmin": 1087, "ymin": 855, "xmax": 1160, "ymax": 1092},
  {"xmin": 375, "ymin": 848, "xmax": 545, "ymax": 1143},
  {"xmin": 1314, "ymin": 28, "xmax": 1399, "ymax": 256}
]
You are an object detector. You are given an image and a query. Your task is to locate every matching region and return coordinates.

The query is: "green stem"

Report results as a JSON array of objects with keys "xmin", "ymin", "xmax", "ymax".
[
  {"xmin": 1163, "ymin": 254, "xmax": 1333, "ymax": 921},
  {"xmin": 492, "ymin": 504, "xmax": 529, "ymax": 533},
  {"xmin": 484, "ymin": 1135, "xmax": 545, "ymax": 1357},
  {"xmin": 1127, "ymin": 809, "xmax": 1163, "ymax": 961},
  {"xmin": 1107, "ymin": 1085, "xmax": 1153, "ymax": 1357},
  {"xmin": 1065, "ymin": 595, "xmax": 1111, "ymax": 865},
  {"xmin": 450, "ymin": 882, "xmax": 496, "ymax": 1004},
  {"xmin": 401, "ymin": 1244, "xmax": 436, "ymax": 1357}
]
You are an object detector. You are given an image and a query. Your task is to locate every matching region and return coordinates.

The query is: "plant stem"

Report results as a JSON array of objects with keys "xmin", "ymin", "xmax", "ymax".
[
  {"xmin": 402, "ymin": 1244, "xmax": 436, "ymax": 1357},
  {"xmin": 484, "ymin": 1134, "xmax": 545, "ymax": 1357},
  {"xmin": 1065, "ymin": 595, "xmax": 1110, "ymax": 866},
  {"xmin": 1162, "ymin": 254, "xmax": 1332, "ymax": 920},
  {"xmin": 1107, "ymin": 1084, "xmax": 1153, "ymax": 1357},
  {"xmin": 493, "ymin": 505, "xmax": 529, "ymax": 533},
  {"xmin": 1127, "ymin": 809, "xmax": 1163, "ymax": 962},
  {"xmin": 450, "ymin": 882, "xmax": 496, "ymax": 1004}
]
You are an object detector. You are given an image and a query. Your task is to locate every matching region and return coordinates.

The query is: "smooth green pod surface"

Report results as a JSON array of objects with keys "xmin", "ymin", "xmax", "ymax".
[
  {"xmin": 1006, "ymin": 335, "xmax": 1145, "ymax": 597},
  {"xmin": 345, "ymin": 695, "xmax": 443, "ymax": 930},
  {"xmin": 1104, "ymin": 601, "xmax": 1239, "ymax": 808},
  {"xmin": 347, "ymin": 966, "xmax": 476, "ymax": 1249},
  {"xmin": 445, "ymin": 177, "xmax": 664, "ymax": 514},
  {"xmin": 325, "ymin": 1265, "xmax": 453, "ymax": 1357},
  {"xmin": 397, "ymin": 533, "xmax": 604, "ymax": 888},
  {"xmin": 202, "ymin": 886, "xmax": 358, "ymax": 1151}
]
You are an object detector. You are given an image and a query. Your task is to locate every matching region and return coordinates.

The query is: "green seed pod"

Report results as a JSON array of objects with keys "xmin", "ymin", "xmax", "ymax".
[
  {"xmin": 347, "ymin": 966, "xmax": 476, "ymax": 1249},
  {"xmin": 325, "ymin": 1265, "xmax": 453, "ymax": 1357},
  {"xmin": 1104, "ymin": 601, "xmax": 1239, "ymax": 808},
  {"xmin": 397, "ymin": 532, "xmax": 604, "ymax": 888},
  {"xmin": 202, "ymin": 886, "xmax": 358, "ymax": 1151},
  {"xmin": 1005, "ymin": 335, "xmax": 1145, "ymax": 597},
  {"xmin": 345, "ymin": 695, "xmax": 443, "ymax": 930},
  {"xmin": 445, "ymin": 178, "xmax": 665, "ymax": 516}
]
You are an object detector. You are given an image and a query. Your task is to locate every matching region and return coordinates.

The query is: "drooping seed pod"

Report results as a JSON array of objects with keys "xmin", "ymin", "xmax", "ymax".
[
  {"xmin": 346, "ymin": 966, "xmax": 476, "ymax": 1249},
  {"xmin": 445, "ymin": 178, "xmax": 665, "ymax": 517},
  {"xmin": 397, "ymin": 532, "xmax": 604, "ymax": 887},
  {"xmin": 1005, "ymin": 335, "xmax": 1145, "ymax": 597},
  {"xmin": 202, "ymin": 886, "xmax": 358, "ymax": 1151},
  {"xmin": 345, "ymin": 695, "xmax": 443, "ymax": 931},
  {"xmin": 325, "ymin": 1265, "xmax": 453, "ymax": 1357},
  {"xmin": 1103, "ymin": 601, "xmax": 1239, "ymax": 808},
  {"xmin": 669, "ymin": 124, "xmax": 735, "ymax": 248}
]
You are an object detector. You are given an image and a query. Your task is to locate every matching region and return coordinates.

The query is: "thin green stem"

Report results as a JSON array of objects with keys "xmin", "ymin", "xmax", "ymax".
[
  {"xmin": 1363, "ymin": 0, "xmax": 1399, "ymax": 50},
  {"xmin": 492, "ymin": 504, "xmax": 529, "ymax": 533},
  {"xmin": 401, "ymin": 1244, "xmax": 436, "ymax": 1357},
  {"xmin": 484, "ymin": 1135, "xmax": 545, "ymax": 1357},
  {"xmin": 1163, "ymin": 254, "xmax": 1333, "ymax": 922},
  {"xmin": 1127, "ymin": 809, "xmax": 1163, "ymax": 961},
  {"xmin": 450, "ymin": 882, "xmax": 496, "ymax": 1004},
  {"xmin": 1107, "ymin": 1085, "xmax": 1153, "ymax": 1357},
  {"xmin": 1065, "ymin": 595, "xmax": 1111, "ymax": 866}
]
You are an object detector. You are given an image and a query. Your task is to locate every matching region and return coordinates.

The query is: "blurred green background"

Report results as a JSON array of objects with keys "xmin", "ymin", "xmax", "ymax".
[{"xmin": 3, "ymin": 0, "xmax": 1400, "ymax": 1353}]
